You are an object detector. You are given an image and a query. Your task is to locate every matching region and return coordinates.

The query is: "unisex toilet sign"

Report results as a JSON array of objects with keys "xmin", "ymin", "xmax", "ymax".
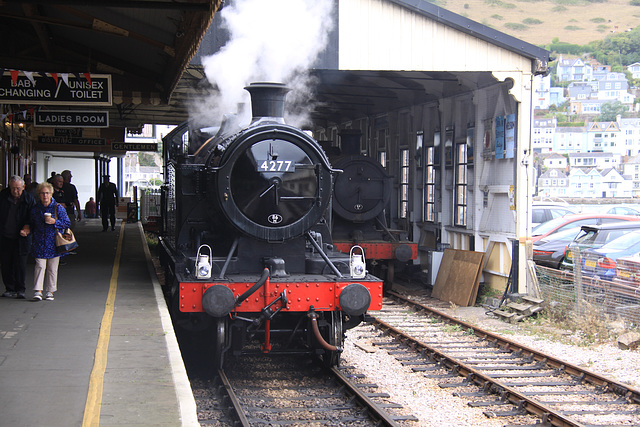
[
  {"xmin": 0, "ymin": 73, "xmax": 112, "ymax": 106},
  {"xmin": 34, "ymin": 111, "xmax": 109, "ymax": 128}
]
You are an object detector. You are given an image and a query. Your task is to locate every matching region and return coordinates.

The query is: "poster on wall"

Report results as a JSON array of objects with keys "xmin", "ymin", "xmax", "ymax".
[
  {"xmin": 444, "ymin": 127, "xmax": 454, "ymax": 168},
  {"xmin": 466, "ymin": 127, "xmax": 474, "ymax": 167},
  {"xmin": 505, "ymin": 114, "xmax": 516, "ymax": 159},
  {"xmin": 495, "ymin": 116, "xmax": 505, "ymax": 160},
  {"xmin": 482, "ymin": 119, "xmax": 493, "ymax": 159}
]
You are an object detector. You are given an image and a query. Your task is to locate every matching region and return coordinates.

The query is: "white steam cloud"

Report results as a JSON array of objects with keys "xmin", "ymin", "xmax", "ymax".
[{"xmin": 193, "ymin": 0, "xmax": 334, "ymax": 128}]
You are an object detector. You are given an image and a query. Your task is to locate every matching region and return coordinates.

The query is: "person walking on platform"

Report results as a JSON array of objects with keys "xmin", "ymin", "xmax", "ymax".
[
  {"xmin": 97, "ymin": 174, "xmax": 118, "ymax": 231},
  {"xmin": 61, "ymin": 170, "xmax": 82, "ymax": 228},
  {"xmin": 30, "ymin": 182, "xmax": 70, "ymax": 301},
  {"xmin": 0, "ymin": 176, "xmax": 35, "ymax": 299}
]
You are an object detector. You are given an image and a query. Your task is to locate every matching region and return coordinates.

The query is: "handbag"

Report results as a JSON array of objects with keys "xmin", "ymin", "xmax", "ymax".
[{"xmin": 53, "ymin": 207, "xmax": 79, "ymax": 254}]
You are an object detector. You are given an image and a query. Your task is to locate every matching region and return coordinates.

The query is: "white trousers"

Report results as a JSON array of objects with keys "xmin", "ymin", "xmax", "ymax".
[{"xmin": 34, "ymin": 257, "xmax": 60, "ymax": 293}]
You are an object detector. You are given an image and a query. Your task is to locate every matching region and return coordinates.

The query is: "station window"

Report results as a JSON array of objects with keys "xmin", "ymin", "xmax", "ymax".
[
  {"xmin": 399, "ymin": 149, "xmax": 410, "ymax": 219},
  {"xmin": 424, "ymin": 146, "xmax": 436, "ymax": 222},
  {"xmin": 454, "ymin": 141, "xmax": 467, "ymax": 226},
  {"xmin": 378, "ymin": 151, "xmax": 387, "ymax": 168}
]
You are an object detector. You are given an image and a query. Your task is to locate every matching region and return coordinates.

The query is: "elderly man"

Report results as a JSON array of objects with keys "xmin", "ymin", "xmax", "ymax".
[{"xmin": 0, "ymin": 176, "xmax": 35, "ymax": 299}]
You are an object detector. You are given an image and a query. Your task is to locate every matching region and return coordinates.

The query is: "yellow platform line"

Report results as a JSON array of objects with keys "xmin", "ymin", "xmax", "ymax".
[{"xmin": 82, "ymin": 221, "xmax": 125, "ymax": 426}]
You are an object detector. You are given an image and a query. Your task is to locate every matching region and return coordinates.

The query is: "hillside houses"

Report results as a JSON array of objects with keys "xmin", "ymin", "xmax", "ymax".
[
  {"xmin": 536, "ymin": 149, "xmax": 640, "ymax": 197},
  {"xmin": 537, "ymin": 163, "xmax": 634, "ymax": 198}
]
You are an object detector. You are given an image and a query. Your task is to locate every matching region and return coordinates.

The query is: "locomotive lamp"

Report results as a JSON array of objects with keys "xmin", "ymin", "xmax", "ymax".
[
  {"xmin": 350, "ymin": 245, "xmax": 366, "ymax": 279},
  {"xmin": 196, "ymin": 244, "xmax": 212, "ymax": 279}
]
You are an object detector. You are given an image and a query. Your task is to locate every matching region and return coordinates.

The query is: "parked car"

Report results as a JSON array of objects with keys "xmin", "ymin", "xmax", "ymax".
[
  {"xmin": 532, "ymin": 226, "xmax": 581, "ymax": 269},
  {"xmin": 560, "ymin": 221, "xmax": 640, "ymax": 271},
  {"xmin": 605, "ymin": 206, "xmax": 640, "ymax": 216},
  {"xmin": 531, "ymin": 214, "xmax": 640, "ymax": 243},
  {"xmin": 581, "ymin": 229, "xmax": 640, "ymax": 281},
  {"xmin": 532, "ymin": 203, "xmax": 577, "ymax": 227},
  {"xmin": 580, "ymin": 205, "xmax": 640, "ymax": 216}
]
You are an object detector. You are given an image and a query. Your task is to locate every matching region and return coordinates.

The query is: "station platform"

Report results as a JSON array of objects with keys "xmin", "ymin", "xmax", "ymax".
[{"xmin": 0, "ymin": 219, "xmax": 198, "ymax": 426}]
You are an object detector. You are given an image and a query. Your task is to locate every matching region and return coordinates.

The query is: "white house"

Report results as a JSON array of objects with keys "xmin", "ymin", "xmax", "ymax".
[
  {"xmin": 600, "ymin": 167, "xmax": 631, "ymax": 198},
  {"xmin": 618, "ymin": 118, "xmax": 640, "ymax": 157},
  {"xmin": 568, "ymin": 151, "xmax": 620, "ymax": 170},
  {"xmin": 532, "ymin": 118, "xmax": 556, "ymax": 152},
  {"xmin": 585, "ymin": 122, "xmax": 623, "ymax": 153},
  {"xmin": 557, "ymin": 56, "xmax": 593, "ymax": 82},
  {"xmin": 554, "ymin": 126, "xmax": 587, "ymax": 153},
  {"xmin": 568, "ymin": 168, "xmax": 602, "ymax": 198},
  {"xmin": 543, "ymin": 153, "xmax": 567, "ymax": 169},
  {"xmin": 537, "ymin": 169, "xmax": 569, "ymax": 198},
  {"xmin": 621, "ymin": 154, "xmax": 640, "ymax": 197},
  {"xmin": 628, "ymin": 62, "xmax": 640, "ymax": 80},
  {"xmin": 533, "ymin": 74, "xmax": 551, "ymax": 110}
]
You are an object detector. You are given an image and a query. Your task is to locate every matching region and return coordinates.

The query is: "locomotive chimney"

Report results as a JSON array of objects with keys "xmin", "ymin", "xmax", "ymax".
[{"xmin": 244, "ymin": 82, "xmax": 290, "ymax": 124}]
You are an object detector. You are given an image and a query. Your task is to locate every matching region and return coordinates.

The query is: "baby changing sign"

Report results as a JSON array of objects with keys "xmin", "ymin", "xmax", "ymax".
[{"xmin": 0, "ymin": 72, "xmax": 112, "ymax": 106}]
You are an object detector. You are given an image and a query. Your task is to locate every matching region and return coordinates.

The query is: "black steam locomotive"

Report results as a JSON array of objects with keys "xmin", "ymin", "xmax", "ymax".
[
  {"xmin": 328, "ymin": 132, "xmax": 417, "ymax": 288},
  {"xmin": 158, "ymin": 83, "xmax": 383, "ymax": 368}
]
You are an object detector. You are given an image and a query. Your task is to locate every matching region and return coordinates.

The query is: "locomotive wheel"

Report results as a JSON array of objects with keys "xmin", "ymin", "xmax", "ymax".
[
  {"xmin": 384, "ymin": 262, "xmax": 395, "ymax": 292},
  {"xmin": 323, "ymin": 311, "xmax": 343, "ymax": 368},
  {"xmin": 212, "ymin": 316, "xmax": 228, "ymax": 371}
]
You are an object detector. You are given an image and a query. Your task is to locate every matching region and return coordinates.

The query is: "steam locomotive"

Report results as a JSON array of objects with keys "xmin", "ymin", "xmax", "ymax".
[
  {"xmin": 158, "ymin": 83, "xmax": 383, "ymax": 369},
  {"xmin": 328, "ymin": 132, "xmax": 418, "ymax": 288}
]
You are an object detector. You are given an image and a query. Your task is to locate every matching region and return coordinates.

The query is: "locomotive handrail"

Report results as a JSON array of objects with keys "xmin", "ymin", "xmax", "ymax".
[
  {"xmin": 374, "ymin": 217, "xmax": 399, "ymax": 242},
  {"xmin": 235, "ymin": 268, "xmax": 270, "ymax": 306},
  {"xmin": 218, "ymin": 237, "xmax": 239, "ymax": 279},
  {"xmin": 305, "ymin": 231, "xmax": 343, "ymax": 278}
]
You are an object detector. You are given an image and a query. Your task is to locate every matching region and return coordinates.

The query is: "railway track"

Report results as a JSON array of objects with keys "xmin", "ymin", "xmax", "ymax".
[
  {"xmin": 370, "ymin": 291, "xmax": 640, "ymax": 427},
  {"xmin": 190, "ymin": 353, "xmax": 417, "ymax": 426}
]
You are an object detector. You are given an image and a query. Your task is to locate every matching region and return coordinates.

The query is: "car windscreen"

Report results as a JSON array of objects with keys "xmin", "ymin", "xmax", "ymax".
[
  {"xmin": 599, "ymin": 230, "xmax": 640, "ymax": 251},
  {"xmin": 532, "ymin": 216, "xmax": 571, "ymax": 236}
]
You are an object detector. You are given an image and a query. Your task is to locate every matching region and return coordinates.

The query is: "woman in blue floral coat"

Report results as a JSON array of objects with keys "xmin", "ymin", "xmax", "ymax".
[{"xmin": 30, "ymin": 182, "xmax": 70, "ymax": 301}]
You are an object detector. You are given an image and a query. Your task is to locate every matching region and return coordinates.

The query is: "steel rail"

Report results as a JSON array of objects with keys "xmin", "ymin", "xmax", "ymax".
[
  {"xmin": 218, "ymin": 369, "xmax": 251, "ymax": 427},
  {"xmin": 388, "ymin": 291, "xmax": 640, "ymax": 404},
  {"xmin": 373, "ymin": 316, "xmax": 583, "ymax": 427},
  {"xmin": 330, "ymin": 366, "xmax": 402, "ymax": 427}
]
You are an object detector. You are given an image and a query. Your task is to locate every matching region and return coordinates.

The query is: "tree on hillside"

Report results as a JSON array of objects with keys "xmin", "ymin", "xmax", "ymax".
[
  {"xmin": 592, "ymin": 26, "xmax": 640, "ymax": 66},
  {"xmin": 597, "ymin": 101, "xmax": 628, "ymax": 122}
]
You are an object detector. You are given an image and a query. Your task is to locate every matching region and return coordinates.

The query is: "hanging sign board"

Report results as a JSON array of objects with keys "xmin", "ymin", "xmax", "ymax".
[
  {"xmin": 38, "ymin": 136, "xmax": 106, "ymax": 146},
  {"xmin": 0, "ymin": 73, "xmax": 112, "ymax": 106},
  {"xmin": 111, "ymin": 142, "xmax": 158, "ymax": 152},
  {"xmin": 34, "ymin": 111, "xmax": 109, "ymax": 128}
]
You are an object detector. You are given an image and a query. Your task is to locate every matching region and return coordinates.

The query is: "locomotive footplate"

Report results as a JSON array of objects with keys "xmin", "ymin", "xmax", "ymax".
[
  {"xmin": 333, "ymin": 241, "xmax": 418, "ymax": 262},
  {"xmin": 178, "ymin": 274, "xmax": 383, "ymax": 315}
]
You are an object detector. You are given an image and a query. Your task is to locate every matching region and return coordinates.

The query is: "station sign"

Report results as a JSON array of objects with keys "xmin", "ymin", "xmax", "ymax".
[
  {"xmin": 112, "ymin": 142, "xmax": 158, "ymax": 152},
  {"xmin": 0, "ymin": 73, "xmax": 112, "ymax": 106},
  {"xmin": 38, "ymin": 136, "xmax": 106, "ymax": 146},
  {"xmin": 54, "ymin": 128, "xmax": 83, "ymax": 137},
  {"xmin": 34, "ymin": 111, "xmax": 109, "ymax": 128}
]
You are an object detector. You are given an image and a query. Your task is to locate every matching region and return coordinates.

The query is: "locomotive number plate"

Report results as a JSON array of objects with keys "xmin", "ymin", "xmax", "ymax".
[{"xmin": 259, "ymin": 160, "xmax": 295, "ymax": 172}]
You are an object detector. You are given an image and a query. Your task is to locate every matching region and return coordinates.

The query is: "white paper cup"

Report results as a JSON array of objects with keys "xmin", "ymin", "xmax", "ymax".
[{"xmin": 44, "ymin": 213, "xmax": 52, "ymax": 219}]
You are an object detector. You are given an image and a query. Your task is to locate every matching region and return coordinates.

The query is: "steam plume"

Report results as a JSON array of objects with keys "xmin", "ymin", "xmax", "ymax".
[{"xmin": 194, "ymin": 0, "xmax": 334, "ymax": 128}]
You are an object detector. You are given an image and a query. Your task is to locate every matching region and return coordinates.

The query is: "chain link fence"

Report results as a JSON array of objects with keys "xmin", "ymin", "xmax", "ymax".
[{"xmin": 535, "ymin": 250, "xmax": 640, "ymax": 330}]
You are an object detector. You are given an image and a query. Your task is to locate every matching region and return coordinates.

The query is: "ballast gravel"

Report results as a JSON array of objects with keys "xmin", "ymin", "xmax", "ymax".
[{"xmin": 340, "ymin": 290, "xmax": 640, "ymax": 427}]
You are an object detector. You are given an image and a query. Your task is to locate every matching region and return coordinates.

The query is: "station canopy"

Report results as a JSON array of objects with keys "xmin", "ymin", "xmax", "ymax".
[
  {"xmin": 0, "ymin": 0, "xmax": 219, "ymax": 128},
  {"xmin": 0, "ymin": 1, "xmax": 511, "ymax": 131}
]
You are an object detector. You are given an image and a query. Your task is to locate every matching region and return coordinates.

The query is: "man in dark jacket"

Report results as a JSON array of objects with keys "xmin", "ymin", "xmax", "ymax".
[
  {"xmin": 97, "ymin": 174, "xmax": 119, "ymax": 231},
  {"xmin": 0, "ymin": 175, "xmax": 36, "ymax": 298}
]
